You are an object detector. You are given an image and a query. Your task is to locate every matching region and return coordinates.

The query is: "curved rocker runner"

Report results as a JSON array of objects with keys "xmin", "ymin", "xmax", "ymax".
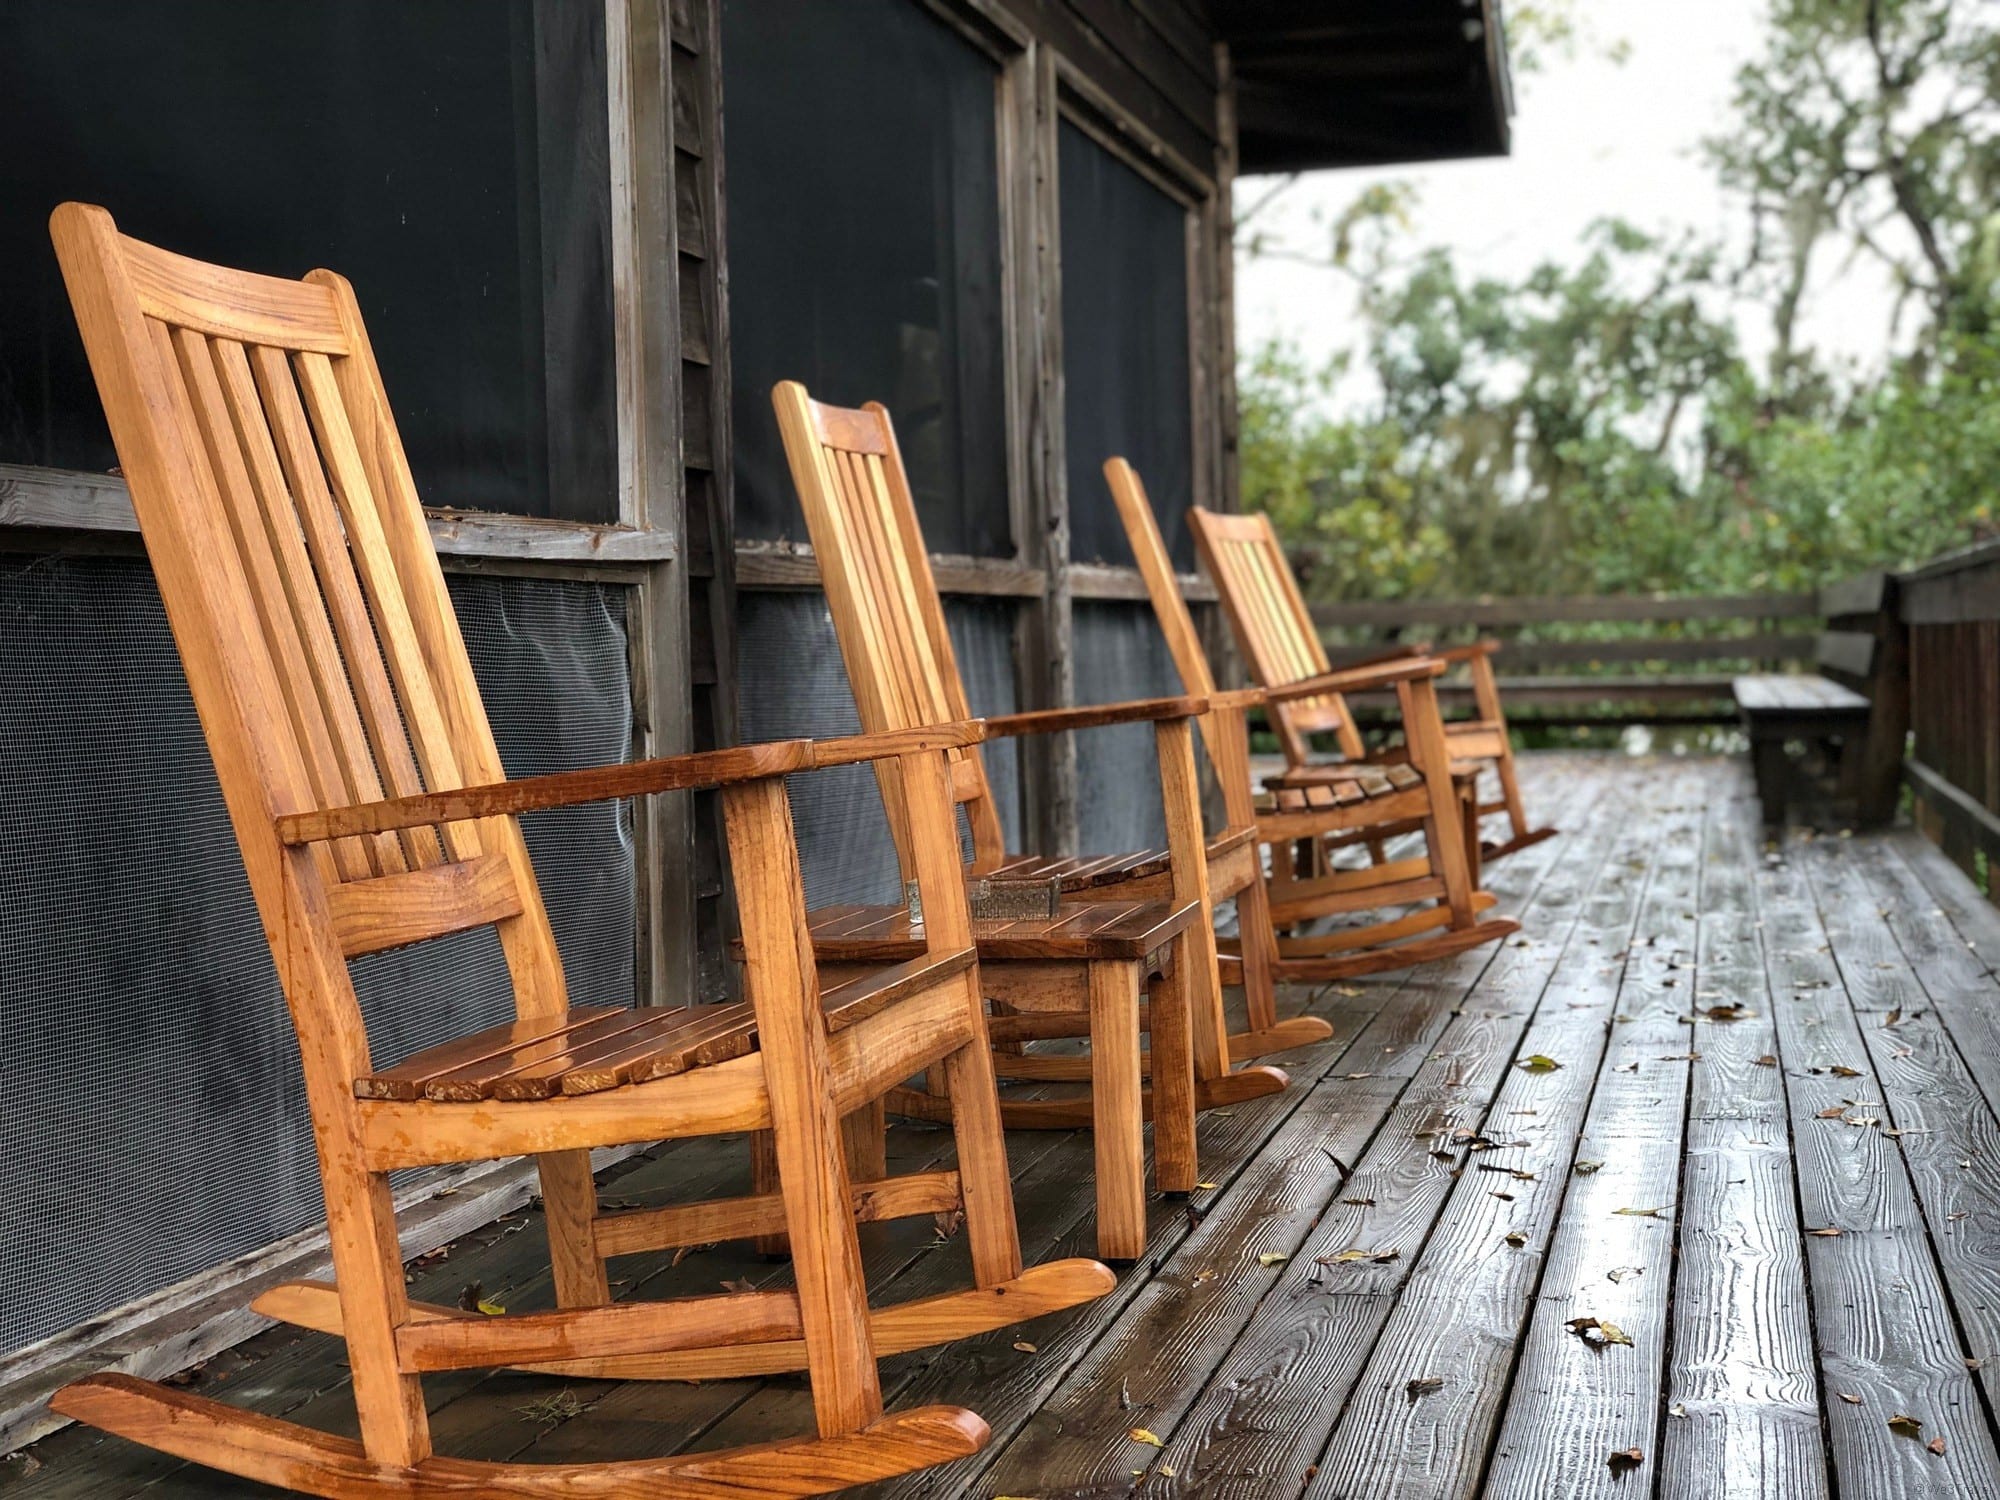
[{"xmin": 46, "ymin": 204, "xmax": 1112, "ymax": 1497}]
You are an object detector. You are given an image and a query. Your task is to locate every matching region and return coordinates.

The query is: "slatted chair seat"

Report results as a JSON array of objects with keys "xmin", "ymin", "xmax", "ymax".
[
  {"xmin": 803, "ymin": 898, "xmax": 1198, "ymax": 965},
  {"xmin": 356, "ymin": 951, "xmax": 976, "ymax": 1103},
  {"xmin": 1262, "ymin": 762, "xmax": 1427, "ymax": 804},
  {"xmin": 985, "ymin": 825, "xmax": 1259, "ymax": 894}
]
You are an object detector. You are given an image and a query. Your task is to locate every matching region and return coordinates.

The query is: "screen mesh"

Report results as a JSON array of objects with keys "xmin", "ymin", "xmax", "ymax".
[
  {"xmin": 0, "ymin": 558, "xmax": 633, "ymax": 1359},
  {"xmin": 736, "ymin": 591, "xmax": 1020, "ymax": 906},
  {"xmin": 1059, "ymin": 119, "xmax": 1196, "ymax": 570},
  {"xmin": 0, "ymin": 0, "xmax": 616, "ymax": 523},
  {"xmin": 721, "ymin": 0, "xmax": 1011, "ymax": 558},
  {"xmin": 1073, "ymin": 601, "xmax": 1182, "ymax": 854}
]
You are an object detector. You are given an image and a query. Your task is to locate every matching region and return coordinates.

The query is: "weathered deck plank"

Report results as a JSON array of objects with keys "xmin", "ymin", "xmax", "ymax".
[
  {"xmin": 21, "ymin": 755, "xmax": 2000, "ymax": 1500},
  {"xmin": 1657, "ymin": 769, "xmax": 1828, "ymax": 1500}
]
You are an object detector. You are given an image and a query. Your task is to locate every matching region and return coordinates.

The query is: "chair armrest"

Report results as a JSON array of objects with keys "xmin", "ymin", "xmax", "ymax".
[
  {"xmin": 275, "ymin": 722, "xmax": 986, "ymax": 846},
  {"xmin": 1335, "ymin": 641, "xmax": 1434, "ymax": 668},
  {"xmin": 981, "ymin": 694, "xmax": 1207, "ymax": 739},
  {"xmin": 1265, "ymin": 658, "xmax": 1444, "ymax": 701},
  {"xmin": 1430, "ymin": 639, "xmax": 1501, "ymax": 665},
  {"xmin": 1207, "ymin": 687, "xmax": 1267, "ymax": 713}
]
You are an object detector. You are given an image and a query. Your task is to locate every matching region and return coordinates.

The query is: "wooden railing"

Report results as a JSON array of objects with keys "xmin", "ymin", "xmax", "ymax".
[
  {"xmin": 1902, "ymin": 539, "xmax": 2000, "ymax": 879},
  {"xmin": 1313, "ymin": 591, "xmax": 1822, "ymax": 726}
]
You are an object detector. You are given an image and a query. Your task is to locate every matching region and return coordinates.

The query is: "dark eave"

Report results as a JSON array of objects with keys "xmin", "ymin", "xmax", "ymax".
[{"xmin": 1215, "ymin": 0, "xmax": 1514, "ymax": 174}]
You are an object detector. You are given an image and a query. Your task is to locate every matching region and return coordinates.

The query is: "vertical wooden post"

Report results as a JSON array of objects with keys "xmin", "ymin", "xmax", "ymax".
[{"xmin": 1856, "ymin": 575, "xmax": 1910, "ymax": 827}]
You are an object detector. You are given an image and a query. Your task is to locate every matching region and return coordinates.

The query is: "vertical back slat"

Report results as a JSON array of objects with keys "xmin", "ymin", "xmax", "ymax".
[
  {"xmin": 208, "ymin": 337, "xmax": 412, "ymax": 876},
  {"xmin": 170, "ymin": 327, "xmax": 380, "ymax": 882},
  {"xmin": 292, "ymin": 352, "xmax": 471, "ymax": 805},
  {"xmin": 248, "ymin": 343, "xmax": 451, "ymax": 868}
]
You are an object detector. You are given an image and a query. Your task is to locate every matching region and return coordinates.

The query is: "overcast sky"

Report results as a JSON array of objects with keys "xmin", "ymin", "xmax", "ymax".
[{"xmin": 1233, "ymin": 0, "xmax": 1903, "ymax": 408}]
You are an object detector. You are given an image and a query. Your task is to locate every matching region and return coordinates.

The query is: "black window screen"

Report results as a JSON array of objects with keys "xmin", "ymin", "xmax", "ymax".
[
  {"xmin": 0, "ymin": 1, "xmax": 617, "ymax": 523},
  {"xmin": 0, "ymin": 559, "xmax": 633, "ymax": 1359},
  {"xmin": 723, "ymin": 0, "xmax": 1011, "ymax": 558},
  {"xmin": 736, "ymin": 591, "xmax": 1021, "ymax": 907},
  {"xmin": 1073, "ymin": 601, "xmax": 1180, "ymax": 853},
  {"xmin": 1060, "ymin": 120, "xmax": 1196, "ymax": 569}
]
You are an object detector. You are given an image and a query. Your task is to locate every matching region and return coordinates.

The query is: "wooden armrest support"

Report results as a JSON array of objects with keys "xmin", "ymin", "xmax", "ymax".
[
  {"xmin": 1431, "ymin": 640, "xmax": 1501, "ymax": 664},
  {"xmin": 981, "ymin": 695, "xmax": 1207, "ymax": 739},
  {"xmin": 1266, "ymin": 659, "xmax": 1444, "ymax": 700},
  {"xmin": 276, "ymin": 723, "xmax": 985, "ymax": 846}
]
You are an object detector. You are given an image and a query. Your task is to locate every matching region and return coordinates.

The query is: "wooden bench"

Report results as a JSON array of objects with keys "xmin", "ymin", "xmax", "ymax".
[{"xmin": 1733, "ymin": 571, "xmax": 1908, "ymax": 827}]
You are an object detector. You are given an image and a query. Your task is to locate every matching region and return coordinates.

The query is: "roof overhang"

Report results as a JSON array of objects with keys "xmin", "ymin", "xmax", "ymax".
[{"xmin": 1218, "ymin": 0, "xmax": 1514, "ymax": 174}]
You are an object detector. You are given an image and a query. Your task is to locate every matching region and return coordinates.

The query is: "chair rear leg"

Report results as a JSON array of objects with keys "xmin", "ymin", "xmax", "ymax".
[
  {"xmin": 1148, "ymin": 940, "xmax": 1199, "ymax": 1197},
  {"xmin": 537, "ymin": 1150, "xmax": 610, "ymax": 1306}
]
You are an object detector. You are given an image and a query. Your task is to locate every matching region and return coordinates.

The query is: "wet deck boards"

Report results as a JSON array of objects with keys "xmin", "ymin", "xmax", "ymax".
[{"xmin": 9, "ymin": 754, "xmax": 2000, "ymax": 1499}]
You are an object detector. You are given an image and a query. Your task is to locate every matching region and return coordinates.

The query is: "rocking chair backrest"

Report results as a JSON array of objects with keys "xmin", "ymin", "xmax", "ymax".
[
  {"xmin": 1189, "ymin": 506, "xmax": 1366, "ymax": 762},
  {"xmin": 1102, "ymin": 459, "xmax": 1257, "ymax": 831},
  {"xmin": 50, "ymin": 203, "xmax": 567, "ymax": 1072},
  {"xmin": 770, "ymin": 380, "xmax": 1008, "ymax": 873}
]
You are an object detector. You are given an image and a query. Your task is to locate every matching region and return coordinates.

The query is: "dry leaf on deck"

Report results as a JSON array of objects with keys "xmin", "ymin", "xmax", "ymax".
[
  {"xmin": 1929, "ymin": 1437, "xmax": 1947, "ymax": 1455},
  {"xmin": 1013, "ymin": 1341, "xmax": 1037, "ymax": 1353},
  {"xmin": 1816, "ymin": 1106, "xmax": 1849, "ymax": 1119},
  {"xmin": 1613, "ymin": 1206, "xmax": 1665, "ymax": 1219},
  {"xmin": 1518, "ymin": 1054, "xmax": 1562, "ymax": 1073},
  {"xmin": 1344, "ymin": 1196, "xmax": 1376, "ymax": 1207},
  {"xmin": 1574, "ymin": 1159, "xmax": 1605, "ymax": 1176},
  {"xmin": 721, "ymin": 1278, "xmax": 756, "ymax": 1294},
  {"xmin": 1607, "ymin": 1266, "xmax": 1642, "ymax": 1283},
  {"xmin": 1566, "ymin": 1316, "xmax": 1633, "ymax": 1349},
  {"xmin": 1702, "ymin": 1004, "xmax": 1751, "ymax": 1021},
  {"xmin": 1318, "ymin": 1247, "xmax": 1399, "ymax": 1265},
  {"xmin": 1505, "ymin": 1231, "xmax": 1527, "ymax": 1247},
  {"xmin": 1406, "ymin": 1377, "xmax": 1444, "ymax": 1400},
  {"xmin": 1829, "ymin": 1064, "xmax": 1864, "ymax": 1078},
  {"xmin": 1608, "ymin": 1447, "xmax": 1643, "ymax": 1473},
  {"xmin": 1257, "ymin": 1251, "xmax": 1289, "ymax": 1267},
  {"xmin": 1807, "ymin": 1226, "xmax": 1843, "ymax": 1237},
  {"xmin": 1837, "ymin": 1391, "xmax": 1862, "ymax": 1405},
  {"xmin": 1888, "ymin": 1413, "xmax": 1924, "ymax": 1438},
  {"xmin": 1128, "ymin": 1428, "xmax": 1164, "ymax": 1448}
]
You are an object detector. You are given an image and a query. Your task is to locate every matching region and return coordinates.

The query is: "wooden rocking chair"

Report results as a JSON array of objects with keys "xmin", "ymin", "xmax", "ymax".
[
  {"xmin": 1105, "ymin": 459, "xmax": 1521, "ymax": 979},
  {"xmin": 46, "ymin": 203, "xmax": 1112, "ymax": 1499},
  {"xmin": 767, "ymin": 383, "xmax": 1294, "ymax": 1229},
  {"xmin": 1188, "ymin": 506, "xmax": 1555, "ymax": 863}
]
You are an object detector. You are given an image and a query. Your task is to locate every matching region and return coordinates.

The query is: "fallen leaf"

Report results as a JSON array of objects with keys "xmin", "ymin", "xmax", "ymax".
[
  {"xmin": 1614, "ymin": 1206, "xmax": 1666, "ymax": 1219},
  {"xmin": 1013, "ymin": 1341, "xmax": 1037, "ymax": 1353},
  {"xmin": 1406, "ymin": 1376, "xmax": 1444, "ymax": 1400},
  {"xmin": 1318, "ymin": 1247, "xmax": 1400, "ymax": 1265},
  {"xmin": 1257, "ymin": 1252, "xmax": 1289, "ymax": 1267},
  {"xmin": 1334, "ymin": 985, "xmax": 1364, "ymax": 997},
  {"xmin": 1888, "ymin": 1413, "xmax": 1923, "ymax": 1438},
  {"xmin": 1129, "ymin": 1427, "xmax": 1164, "ymax": 1448},
  {"xmin": 720, "ymin": 1278, "xmax": 756, "ymax": 1295},
  {"xmin": 932, "ymin": 1208, "xmax": 965, "ymax": 1241},
  {"xmin": 1343, "ymin": 1196, "xmax": 1376, "ymax": 1207},
  {"xmin": 1966, "ymin": 1356, "xmax": 1985, "ymax": 1370},
  {"xmin": 1829, "ymin": 1064, "xmax": 1864, "ymax": 1078},
  {"xmin": 1838, "ymin": 1391, "xmax": 1862, "ymax": 1405},
  {"xmin": 1505, "ymin": 1231, "xmax": 1527, "ymax": 1247},
  {"xmin": 1196, "ymin": 1181, "xmax": 1219, "ymax": 1191},
  {"xmin": 1566, "ymin": 1316, "xmax": 1633, "ymax": 1349},
  {"xmin": 1574, "ymin": 1159, "xmax": 1605, "ymax": 1176},
  {"xmin": 1608, "ymin": 1447, "xmax": 1643, "ymax": 1473},
  {"xmin": 1518, "ymin": 1054, "xmax": 1562, "ymax": 1073},
  {"xmin": 1754, "ymin": 1054, "xmax": 1778, "ymax": 1067},
  {"xmin": 1817, "ymin": 1106, "xmax": 1849, "ymax": 1119},
  {"xmin": 1885, "ymin": 1009, "xmax": 1902, "ymax": 1027},
  {"xmin": 1614, "ymin": 1061, "xmax": 1639, "ymax": 1073},
  {"xmin": 1929, "ymin": 1437, "xmax": 1947, "ymax": 1456},
  {"xmin": 1658, "ymin": 1052, "xmax": 1702, "ymax": 1062},
  {"xmin": 1807, "ymin": 1226, "xmax": 1843, "ymax": 1237},
  {"xmin": 1607, "ymin": 1266, "xmax": 1642, "ymax": 1283},
  {"xmin": 1703, "ymin": 1004, "xmax": 1751, "ymax": 1021},
  {"xmin": 1668, "ymin": 1403, "xmax": 1687, "ymax": 1418}
]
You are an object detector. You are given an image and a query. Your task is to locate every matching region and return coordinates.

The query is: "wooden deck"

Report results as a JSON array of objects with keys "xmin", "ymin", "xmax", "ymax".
[{"xmin": 11, "ymin": 752, "xmax": 2000, "ymax": 1498}]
